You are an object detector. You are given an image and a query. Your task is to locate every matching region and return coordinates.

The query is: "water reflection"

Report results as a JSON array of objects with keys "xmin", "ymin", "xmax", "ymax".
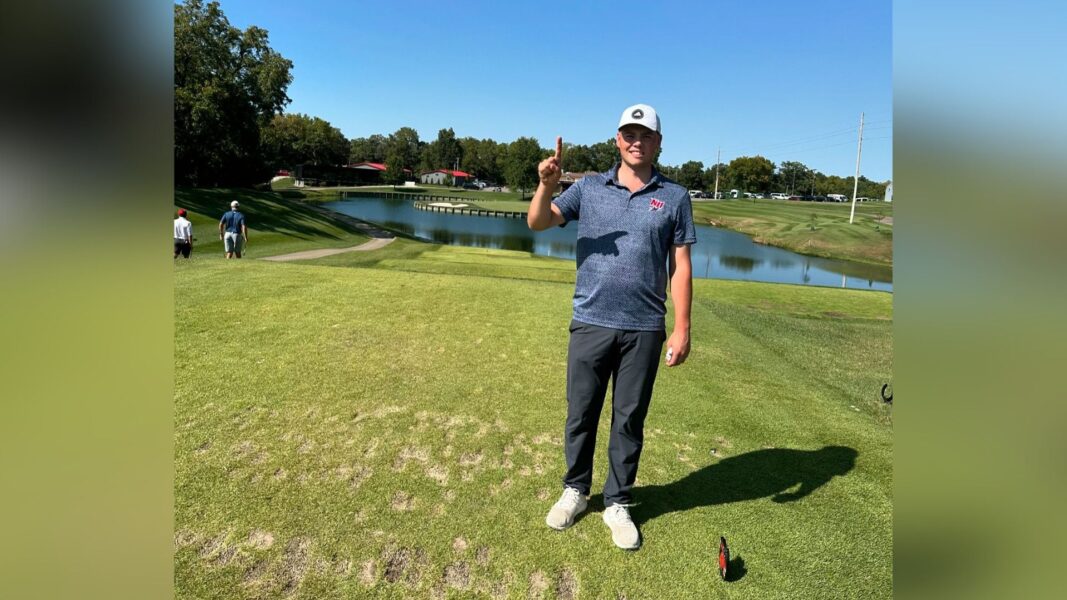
[
  {"xmin": 718, "ymin": 255, "xmax": 762, "ymax": 273},
  {"xmin": 325, "ymin": 197, "xmax": 892, "ymax": 292}
]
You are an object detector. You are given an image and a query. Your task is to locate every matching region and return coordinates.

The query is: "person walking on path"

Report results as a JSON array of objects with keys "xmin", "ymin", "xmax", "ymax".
[
  {"xmin": 527, "ymin": 104, "xmax": 697, "ymax": 550},
  {"xmin": 219, "ymin": 200, "xmax": 248, "ymax": 259},
  {"xmin": 174, "ymin": 208, "xmax": 193, "ymax": 259}
]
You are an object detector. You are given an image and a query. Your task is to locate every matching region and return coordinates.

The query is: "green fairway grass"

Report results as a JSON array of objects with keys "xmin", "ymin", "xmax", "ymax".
[
  {"xmin": 175, "ymin": 212, "xmax": 892, "ymax": 598},
  {"xmin": 690, "ymin": 199, "xmax": 893, "ymax": 267}
]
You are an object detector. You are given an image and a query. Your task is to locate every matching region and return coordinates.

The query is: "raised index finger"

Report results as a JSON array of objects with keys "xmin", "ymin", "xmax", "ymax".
[{"xmin": 555, "ymin": 136, "xmax": 563, "ymax": 161}]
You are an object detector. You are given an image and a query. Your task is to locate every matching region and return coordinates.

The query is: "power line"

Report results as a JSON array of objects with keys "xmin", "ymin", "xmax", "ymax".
[{"xmin": 720, "ymin": 120, "xmax": 892, "ymax": 155}]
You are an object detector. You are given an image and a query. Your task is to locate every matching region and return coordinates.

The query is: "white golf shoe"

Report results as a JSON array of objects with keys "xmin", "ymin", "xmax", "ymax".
[
  {"xmin": 602, "ymin": 504, "xmax": 640, "ymax": 550},
  {"xmin": 545, "ymin": 487, "xmax": 588, "ymax": 530}
]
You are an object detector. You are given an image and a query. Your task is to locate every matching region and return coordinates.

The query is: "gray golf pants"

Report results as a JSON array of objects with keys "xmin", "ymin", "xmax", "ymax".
[{"xmin": 562, "ymin": 319, "xmax": 665, "ymax": 507}]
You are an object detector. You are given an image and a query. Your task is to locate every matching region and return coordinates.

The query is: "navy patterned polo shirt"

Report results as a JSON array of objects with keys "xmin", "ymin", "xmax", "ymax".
[{"xmin": 552, "ymin": 164, "xmax": 697, "ymax": 331}]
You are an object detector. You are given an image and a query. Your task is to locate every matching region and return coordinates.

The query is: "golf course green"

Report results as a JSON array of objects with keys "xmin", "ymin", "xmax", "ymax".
[{"xmin": 175, "ymin": 189, "xmax": 892, "ymax": 599}]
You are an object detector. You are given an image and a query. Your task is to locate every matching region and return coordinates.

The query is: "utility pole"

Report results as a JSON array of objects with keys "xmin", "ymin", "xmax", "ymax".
[
  {"xmin": 713, "ymin": 147, "xmax": 721, "ymax": 200},
  {"xmin": 849, "ymin": 112, "xmax": 865, "ymax": 224}
]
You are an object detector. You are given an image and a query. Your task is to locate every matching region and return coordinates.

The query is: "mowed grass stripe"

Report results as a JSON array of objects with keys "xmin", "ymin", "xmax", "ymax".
[{"xmin": 175, "ymin": 259, "xmax": 891, "ymax": 599}]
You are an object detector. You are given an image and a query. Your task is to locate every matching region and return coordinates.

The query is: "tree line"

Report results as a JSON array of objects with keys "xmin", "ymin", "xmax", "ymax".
[{"xmin": 175, "ymin": 1, "xmax": 887, "ymax": 199}]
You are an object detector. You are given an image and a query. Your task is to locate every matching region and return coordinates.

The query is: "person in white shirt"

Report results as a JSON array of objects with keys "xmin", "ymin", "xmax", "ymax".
[{"xmin": 174, "ymin": 208, "xmax": 193, "ymax": 259}]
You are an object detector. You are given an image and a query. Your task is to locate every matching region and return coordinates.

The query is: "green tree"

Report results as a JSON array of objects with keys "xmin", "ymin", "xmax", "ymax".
[
  {"xmin": 776, "ymin": 161, "xmax": 811, "ymax": 194},
  {"xmin": 174, "ymin": 0, "xmax": 293, "ymax": 186},
  {"xmin": 704, "ymin": 163, "xmax": 728, "ymax": 195},
  {"xmin": 588, "ymin": 138, "xmax": 619, "ymax": 172},
  {"xmin": 349, "ymin": 134, "xmax": 387, "ymax": 163},
  {"xmin": 261, "ymin": 113, "xmax": 349, "ymax": 170},
  {"xmin": 384, "ymin": 127, "xmax": 420, "ymax": 184},
  {"xmin": 727, "ymin": 155, "xmax": 776, "ymax": 193},
  {"xmin": 458, "ymin": 137, "xmax": 506, "ymax": 182},
  {"xmin": 676, "ymin": 160, "xmax": 706, "ymax": 190},
  {"xmin": 427, "ymin": 128, "xmax": 462, "ymax": 171},
  {"xmin": 561, "ymin": 143, "xmax": 596, "ymax": 173},
  {"xmin": 503, "ymin": 137, "xmax": 544, "ymax": 198}
]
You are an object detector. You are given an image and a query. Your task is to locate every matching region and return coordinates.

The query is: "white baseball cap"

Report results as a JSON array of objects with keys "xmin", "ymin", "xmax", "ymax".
[
  {"xmin": 230, "ymin": 200, "xmax": 240, "ymax": 208},
  {"xmin": 618, "ymin": 103, "xmax": 660, "ymax": 133}
]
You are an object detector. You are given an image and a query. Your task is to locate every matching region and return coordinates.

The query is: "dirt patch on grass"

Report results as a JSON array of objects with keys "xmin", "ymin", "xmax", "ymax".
[
  {"xmin": 333, "ymin": 557, "xmax": 352, "ymax": 577},
  {"xmin": 346, "ymin": 465, "xmax": 373, "ymax": 489},
  {"xmin": 528, "ymin": 570, "xmax": 550, "ymax": 599},
  {"xmin": 444, "ymin": 561, "xmax": 471, "ymax": 590},
  {"xmin": 198, "ymin": 533, "xmax": 226, "ymax": 559},
  {"xmin": 243, "ymin": 559, "xmax": 269, "ymax": 585},
  {"xmin": 210, "ymin": 543, "xmax": 238, "ymax": 567},
  {"xmin": 358, "ymin": 559, "xmax": 377, "ymax": 586},
  {"xmin": 247, "ymin": 530, "xmax": 275, "ymax": 550},
  {"xmin": 476, "ymin": 546, "xmax": 490, "ymax": 567},
  {"xmin": 234, "ymin": 440, "xmax": 255, "ymax": 458},
  {"xmin": 452, "ymin": 536, "xmax": 469, "ymax": 552},
  {"xmin": 194, "ymin": 441, "xmax": 212, "ymax": 455},
  {"xmin": 273, "ymin": 467, "xmax": 288, "ymax": 480},
  {"xmin": 479, "ymin": 570, "xmax": 513, "ymax": 599},
  {"xmin": 459, "ymin": 450, "xmax": 484, "ymax": 466},
  {"xmin": 381, "ymin": 546, "xmax": 410, "ymax": 583},
  {"xmin": 174, "ymin": 529, "xmax": 199, "ymax": 548},
  {"xmin": 426, "ymin": 464, "xmax": 449, "ymax": 485},
  {"xmin": 391, "ymin": 491, "xmax": 415, "ymax": 511},
  {"xmin": 279, "ymin": 537, "xmax": 311, "ymax": 595},
  {"xmin": 352, "ymin": 404, "xmax": 406, "ymax": 424},
  {"xmin": 490, "ymin": 478, "xmax": 513, "ymax": 496},
  {"xmin": 394, "ymin": 445, "xmax": 431, "ymax": 471},
  {"xmin": 406, "ymin": 548, "xmax": 429, "ymax": 585},
  {"xmin": 532, "ymin": 433, "xmax": 562, "ymax": 446},
  {"xmin": 380, "ymin": 544, "xmax": 427, "ymax": 585},
  {"xmin": 537, "ymin": 488, "xmax": 551, "ymax": 501},
  {"xmin": 557, "ymin": 568, "xmax": 579, "ymax": 600}
]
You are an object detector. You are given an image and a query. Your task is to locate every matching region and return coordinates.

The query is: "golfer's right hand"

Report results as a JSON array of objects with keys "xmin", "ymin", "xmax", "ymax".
[{"xmin": 538, "ymin": 136, "xmax": 563, "ymax": 187}]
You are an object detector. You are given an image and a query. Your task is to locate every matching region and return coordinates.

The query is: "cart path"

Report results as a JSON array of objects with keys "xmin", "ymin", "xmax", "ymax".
[{"xmin": 261, "ymin": 236, "xmax": 395, "ymax": 261}]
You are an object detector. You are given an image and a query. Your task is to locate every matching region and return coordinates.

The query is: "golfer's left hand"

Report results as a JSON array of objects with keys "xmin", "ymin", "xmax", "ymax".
[{"xmin": 665, "ymin": 331, "xmax": 690, "ymax": 367}]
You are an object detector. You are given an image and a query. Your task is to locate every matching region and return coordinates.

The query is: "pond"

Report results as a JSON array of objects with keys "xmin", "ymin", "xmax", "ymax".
[{"xmin": 323, "ymin": 197, "xmax": 892, "ymax": 292}]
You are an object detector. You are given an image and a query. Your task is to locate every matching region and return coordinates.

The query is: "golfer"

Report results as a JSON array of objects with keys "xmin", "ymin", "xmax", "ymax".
[
  {"xmin": 174, "ymin": 208, "xmax": 193, "ymax": 259},
  {"xmin": 528, "ymin": 104, "xmax": 696, "ymax": 550},
  {"xmin": 219, "ymin": 200, "xmax": 248, "ymax": 259}
]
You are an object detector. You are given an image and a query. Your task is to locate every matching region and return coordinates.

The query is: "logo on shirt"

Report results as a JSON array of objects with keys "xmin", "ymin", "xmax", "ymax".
[{"xmin": 649, "ymin": 198, "xmax": 665, "ymax": 211}]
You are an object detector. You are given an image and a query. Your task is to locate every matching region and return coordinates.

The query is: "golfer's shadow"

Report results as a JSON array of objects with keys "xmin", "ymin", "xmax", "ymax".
[{"xmin": 635, "ymin": 445, "xmax": 859, "ymax": 523}]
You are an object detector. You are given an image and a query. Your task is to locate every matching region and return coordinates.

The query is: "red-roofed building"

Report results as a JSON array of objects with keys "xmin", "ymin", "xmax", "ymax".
[{"xmin": 419, "ymin": 169, "xmax": 472, "ymax": 186}]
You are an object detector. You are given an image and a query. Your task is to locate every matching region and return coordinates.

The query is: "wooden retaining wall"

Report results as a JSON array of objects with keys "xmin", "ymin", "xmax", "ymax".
[{"xmin": 340, "ymin": 190, "xmax": 526, "ymax": 220}]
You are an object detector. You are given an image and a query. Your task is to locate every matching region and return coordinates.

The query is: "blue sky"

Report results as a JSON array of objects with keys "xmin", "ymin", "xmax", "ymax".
[{"xmin": 213, "ymin": 0, "xmax": 892, "ymax": 181}]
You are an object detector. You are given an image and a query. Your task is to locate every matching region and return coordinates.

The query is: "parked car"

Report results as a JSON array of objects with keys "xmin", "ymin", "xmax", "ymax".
[
  {"xmin": 770, "ymin": 193, "xmax": 788, "ymax": 200},
  {"xmin": 787, "ymin": 195, "xmax": 802, "ymax": 201},
  {"xmin": 462, "ymin": 182, "xmax": 479, "ymax": 189},
  {"xmin": 688, "ymin": 190, "xmax": 704, "ymax": 198},
  {"xmin": 827, "ymin": 193, "xmax": 848, "ymax": 202}
]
